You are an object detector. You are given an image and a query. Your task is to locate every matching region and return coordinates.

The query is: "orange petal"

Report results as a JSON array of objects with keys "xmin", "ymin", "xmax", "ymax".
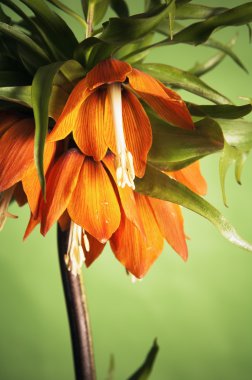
[
  {"xmin": 86, "ymin": 58, "xmax": 132, "ymax": 90},
  {"xmin": 68, "ymin": 159, "xmax": 121, "ymax": 243},
  {"xmin": 58, "ymin": 210, "xmax": 71, "ymax": 231},
  {"xmin": 148, "ymin": 197, "xmax": 188, "ymax": 261},
  {"xmin": 173, "ymin": 161, "xmax": 207, "ymax": 196},
  {"xmin": 0, "ymin": 112, "xmax": 22, "ymax": 137},
  {"xmin": 128, "ymin": 68, "xmax": 194, "ymax": 130},
  {"xmin": 110, "ymin": 193, "xmax": 164, "ymax": 278},
  {"xmin": 22, "ymin": 141, "xmax": 56, "ymax": 218},
  {"xmin": 73, "ymin": 88, "xmax": 108, "ymax": 160},
  {"xmin": 0, "ymin": 118, "xmax": 34, "ymax": 192},
  {"xmin": 41, "ymin": 149, "xmax": 84, "ymax": 235},
  {"xmin": 23, "ymin": 213, "xmax": 40, "ymax": 240},
  {"xmin": 84, "ymin": 232, "xmax": 106, "ymax": 267},
  {"xmin": 122, "ymin": 88, "xmax": 152, "ymax": 177},
  {"xmin": 48, "ymin": 79, "xmax": 92, "ymax": 142},
  {"xmin": 14, "ymin": 182, "xmax": 27, "ymax": 207},
  {"xmin": 103, "ymin": 153, "xmax": 144, "ymax": 234}
]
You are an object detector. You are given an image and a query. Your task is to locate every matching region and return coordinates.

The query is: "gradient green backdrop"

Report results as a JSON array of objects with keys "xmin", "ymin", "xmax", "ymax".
[{"xmin": 1, "ymin": 1, "xmax": 252, "ymax": 379}]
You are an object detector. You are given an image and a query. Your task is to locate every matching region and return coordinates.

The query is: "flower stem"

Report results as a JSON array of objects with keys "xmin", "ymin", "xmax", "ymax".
[
  {"xmin": 86, "ymin": 3, "xmax": 94, "ymax": 38},
  {"xmin": 57, "ymin": 224, "xmax": 96, "ymax": 380}
]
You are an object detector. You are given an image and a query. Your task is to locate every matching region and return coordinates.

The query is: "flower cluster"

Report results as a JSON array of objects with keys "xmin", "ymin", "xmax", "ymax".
[{"xmin": 0, "ymin": 58, "xmax": 206, "ymax": 278}]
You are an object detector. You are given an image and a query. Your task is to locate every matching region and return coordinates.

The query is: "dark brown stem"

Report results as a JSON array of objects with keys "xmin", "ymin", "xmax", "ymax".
[{"xmin": 57, "ymin": 224, "xmax": 96, "ymax": 380}]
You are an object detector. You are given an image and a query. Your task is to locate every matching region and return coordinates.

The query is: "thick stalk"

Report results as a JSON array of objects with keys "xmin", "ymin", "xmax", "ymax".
[{"xmin": 57, "ymin": 224, "xmax": 96, "ymax": 380}]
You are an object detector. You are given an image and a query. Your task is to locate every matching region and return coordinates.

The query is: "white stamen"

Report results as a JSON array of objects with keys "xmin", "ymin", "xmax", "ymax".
[
  {"xmin": 0, "ymin": 187, "xmax": 17, "ymax": 231},
  {"xmin": 108, "ymin": 83, "xmax": 135, "ymax": 189},
  {"xmin": 64, "ymin": 222, "xmax": 86, "ymax": 276},
  {"xmin": 83, "ymin": 231, "xmax": 90, "ymax": 252},
  {"xmin": 130, "ymin": 274, "xmax": 143, "ymax": 284}
]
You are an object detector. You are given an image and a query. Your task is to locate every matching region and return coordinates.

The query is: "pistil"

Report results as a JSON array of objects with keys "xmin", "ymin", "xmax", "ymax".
[{"xmin": 108, "ymin": 83, "xmax": 135, "ymax": 189}]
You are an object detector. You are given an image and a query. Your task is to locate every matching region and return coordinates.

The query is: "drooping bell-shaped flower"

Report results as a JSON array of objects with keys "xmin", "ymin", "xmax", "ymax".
[{"xmin": 48, "ymin": 58, "xmax": 194, "ymax": 190}]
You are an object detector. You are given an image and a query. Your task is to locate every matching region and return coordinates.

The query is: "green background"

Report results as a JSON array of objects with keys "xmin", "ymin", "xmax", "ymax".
[{"xmin": 1, "ymin": 1, "xmax": 252, "ymax": 379}]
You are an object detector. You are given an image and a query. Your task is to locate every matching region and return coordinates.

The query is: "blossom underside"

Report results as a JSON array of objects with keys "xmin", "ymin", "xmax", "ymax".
[{"xmin": 0, "ymin": 58, "xmax": 207, "ymax": 278}]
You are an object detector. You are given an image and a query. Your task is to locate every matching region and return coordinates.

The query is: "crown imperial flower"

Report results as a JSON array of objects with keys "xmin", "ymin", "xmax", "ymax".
[{"xmin": 48, "ymin": 58, "xmax": 194, "ymax": 189}]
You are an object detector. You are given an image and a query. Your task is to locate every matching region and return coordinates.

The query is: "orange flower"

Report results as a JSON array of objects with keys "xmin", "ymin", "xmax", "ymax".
[
  {"xmin": 0, "ymin": 111, "xmax": 55, "ymax": 229},
  {"xmin": 23, "ymin": 149, "xmax": 206, "ymax": 278},
  {"xmin": 48, "ymin": 58, "xmax": 194, "ymax": 189}
]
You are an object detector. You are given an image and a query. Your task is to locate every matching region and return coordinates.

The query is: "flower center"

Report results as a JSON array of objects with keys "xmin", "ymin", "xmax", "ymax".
[
  {"xmin": 64, "ymin": 222, "xmax": 90, "ymax": 276},
  {"xmin": 108, "ymin": 83, "xmax": 135, "ymax": 189},
  {"xmin": 0, "ymin": 186, "xmax": 18, "ymax": 231}
]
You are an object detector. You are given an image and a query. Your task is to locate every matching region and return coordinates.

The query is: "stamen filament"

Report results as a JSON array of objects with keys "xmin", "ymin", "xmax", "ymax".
[
  {"xmin": 0, "ymin": 187, "xmax": 17, "ymax": 231},
  {"xmin": 65, "ymin": 222, "xmax": 87, "ymax": 276},
  {"xmin": 108, "ymin": 83, "xmax": 135, "ymax": 189}
]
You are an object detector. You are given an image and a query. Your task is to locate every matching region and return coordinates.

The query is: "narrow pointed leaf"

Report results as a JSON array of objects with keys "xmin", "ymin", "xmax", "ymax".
[
  {"xmin": 32, "ymin": 60, "xmax": 85, "ymax": 195},
  {"xmin": 45, "ymin": 0, "xmax": 87, "ymax": 30},
  {"xmin": 135, "ymin": 63, "xmax": 230, "ymax": 104},
  {"xmin": 148, "ymin": 115, "xmax": 224, "ymax": 170},
  {"xmin": 0, "ymin": 4, "xmax": 11, "ymax": 23},
  {"xmin": 0, "ymin": 85, "xmax": 31, "ymax": 107},
  {"xmin": 218, "ymin": 118, "xmax": 252, "ymax": 151},
  {"xmin": 110, "ymin": 0, "xmax": 129, "ymax": 18},
  {"xmin": 116, "ymin": 33, "xmax": 154, "ymax": 64},
  {"xmin": 135, "ymin": 165, "xmax": 252, "ymax": 252},
  {"xmin": 204, "ymin": 38, "xmax": 248, "ymax": 73},
  {"xmin": 0, "ymin": 22, "xmax": 50, "ymax": 64},
  {"xmin": 217, "ymin": 118, "xmax": 252, "ymax": 204},
  {"xmin": 175, "ymin": 4, "xmax": 226, "ymax": 19},
  {"xmin": 189, "ymin": 50, "xmax": 226, "ymax": 77},
  {"xmin": 1, "ymin": 0, "xmax": 59, "ymax": 61},
  {"xmin": 82, "ymin": 0, "xmax": 110, "ymax": 26},
  {"xmin": 127, "ymin": 340, "xmax": 159, "ymax": 380},
  {"xmin": 219, "ymin": 142, "xmax": 239, "ymax": 207},
  {"xmin": 145, "ymin": 0, "xmax": 162, "ymax": 11},
  {"xmin": 19, "ymin": 0, "xmax": 78, "ymax": 59},
  {"xmin": 172, "ymin": 3, "xmax": 252, "ymax": 45},
  {"xmin": 188, "ymin": 103, "xmax": 252, "ymax": 119},
  {"xmin": 32, "ymin": 62, "xmax": 64, "ymax": 196},
  {"xmin": 100, "ymin": 4, "xmax": 173, "ymax": 44}
]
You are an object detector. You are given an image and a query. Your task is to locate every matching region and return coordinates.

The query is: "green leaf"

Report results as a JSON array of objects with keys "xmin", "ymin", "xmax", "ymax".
[
  {"xmin": 110, "ymin": 0, "xmax": 129, "ymax": 18},
  {"xmin": 32, "ymin": 62, "xmax": 64, "ymax": 196},
  {"xmin": 82, "ymin": 0, "xmax": 110, "ymax": 26},
  {"xmin": 45, "ymin": 0, "xmax": 87, "ymax": 30},
  {"xmin": 83, "ymin": 38, "xmax": 117, "ymax": 69},
  {"xmin": 0, "ymin": 85, "xmax": 31, "ymax": 107},
  {"xmin": 148, "ymin": 115, "xmax": 224, "ymax": 170},
  {"xmin": 1, "ymin": 0, "xmax": 59, "ymax": 61},
  {"xmin": 145, "ymin": 0, "xmax": 162, "ymax": 11},
  {"xmin": 135, "ymin": 164, "xmax": 252, "ymax": 252},
  {"xmin": 0, "ymin": 4, "xmax": 11, "ymax": 23},
  {"xmin": 74, "ymin": 37, "xmax": 117, "ymax": 70},
  {"xmin": 19, "ymin": 0, "xmax": 78, "ymax": 59},
  {"xmin": 32, "ymin": 60, "xmax": 84, "ymax": 195},
  {"xmin": 204, "ymin": 38, "xmax": 248, "ymax": 73},
  {"xmin": 127, "ymin": 340, "xmax": 159, "ymax": 380},
  {"xmin": 116, "ymin": 33, "xmax": 154, "ymax": 64},
  {"xmin": 0, "ymin": 22, "xmax": 50, "ymax": 65},
  {"xmin": 189, "ymin": 50, "xmax": 227, "ymax": 77},
  {"xmin": 172, "ymin": 3, "xmax": 252, "ymax": 45},
  {"xmin": 100, "ymin": 4, "xmax": 172, "ymax": 44},
  {"xmin": 217, "ymin": 118, "xmax": 252, "ymax": 205},
  {"xmin": 135, "ymin": 63, "xmax": 230, "ymax": 104},
  {"xmin": 218, "ymin": 118, "xmax": 252, "ymax": 153},
  {"xmin": 188, "ymin": 103, "xmax": 252, "ymax": 119},
  {"xmin": 175, "ymin": 4, "xmax": 226, "ymax": 19}
]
